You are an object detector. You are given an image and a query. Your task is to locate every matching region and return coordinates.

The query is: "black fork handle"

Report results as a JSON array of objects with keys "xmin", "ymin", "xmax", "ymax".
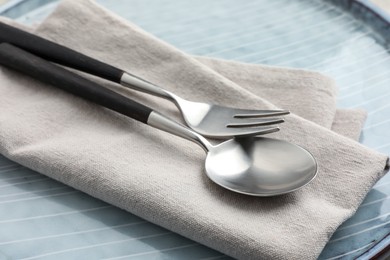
[
  {"xmin": 0, "ymin": 43, "xmax": 152, "ymax": 123},
  {"xmin": 0, "ymin": 21, "xmax": 124, "ymax": 83}
]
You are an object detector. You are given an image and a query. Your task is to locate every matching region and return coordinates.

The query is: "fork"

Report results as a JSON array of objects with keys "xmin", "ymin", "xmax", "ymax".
[{"xmin": 0, "ymin": 22, "xmax": 289, "ymax": 139}]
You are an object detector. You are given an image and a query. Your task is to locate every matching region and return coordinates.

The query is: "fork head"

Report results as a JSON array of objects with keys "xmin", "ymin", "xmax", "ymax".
[{"xmin": 176, "ymin": 99, "xmax": 290, "ymax": 139}]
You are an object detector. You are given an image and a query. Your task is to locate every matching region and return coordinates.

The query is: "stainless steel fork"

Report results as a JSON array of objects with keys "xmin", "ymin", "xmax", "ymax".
[
  {"xmin": 121, "ymin": 73, "xmax": 289, "ymax": 138},
  {"xmin": 0, "ymin": 22, "xmax": 289, "ymax": 139}
]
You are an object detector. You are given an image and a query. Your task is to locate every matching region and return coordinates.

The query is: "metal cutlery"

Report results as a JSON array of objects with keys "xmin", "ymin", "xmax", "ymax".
[
  {"xmin": 0, "ymin": 43, "xmax": 317, "ymax": 196},
  {"xmin": 0, "ymin": 22, "xmax": 289, "ymax": 139}
]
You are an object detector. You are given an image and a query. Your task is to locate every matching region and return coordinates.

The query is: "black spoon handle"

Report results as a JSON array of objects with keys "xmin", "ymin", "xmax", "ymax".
[
  {"xmin": 0, "ymin": 21, "xmax": 124, "ymax": 83},
  {"xmin": 0, "ymin": 43, "xmax": 152, "ymax": 124}
]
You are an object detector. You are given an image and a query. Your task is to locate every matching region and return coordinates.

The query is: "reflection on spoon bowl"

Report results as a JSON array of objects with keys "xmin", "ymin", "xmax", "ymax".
[{"xmin": 205, "ymin": 137, "xmax": 318, "ymax": 196}]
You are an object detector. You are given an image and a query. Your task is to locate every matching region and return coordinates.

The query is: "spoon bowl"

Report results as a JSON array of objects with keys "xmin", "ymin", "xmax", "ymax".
[{"xmin": 205, "ymin": 137, "xmax": 317, "ymax": 196}]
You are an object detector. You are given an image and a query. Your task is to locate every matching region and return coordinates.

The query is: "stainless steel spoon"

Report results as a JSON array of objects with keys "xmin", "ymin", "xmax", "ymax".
[
  {"xmin": 150, "ymin": 113, "xmax": 317, "ymax": 196},
  {"xmin": 0, "ymin": 21, "xmax": 289, "ymax": 139},
  {"xmin": 0, "ymin": 43, "xmax": 317, "ymax": 196}
]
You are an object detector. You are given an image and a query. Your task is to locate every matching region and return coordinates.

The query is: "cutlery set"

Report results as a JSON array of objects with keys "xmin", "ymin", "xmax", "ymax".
[{"xmin": 0, "ymin": 22, "xmax": 317, "ymax": 196}]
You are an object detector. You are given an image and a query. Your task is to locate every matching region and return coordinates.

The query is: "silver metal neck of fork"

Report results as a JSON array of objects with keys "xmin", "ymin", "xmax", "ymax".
[
  {"xmin": 121, "ymin": 72, "xmax": 176, "ymax": 101},
  {"xmin": 147, "ymin": 111, "xmax": 212, "ymax": 152}
]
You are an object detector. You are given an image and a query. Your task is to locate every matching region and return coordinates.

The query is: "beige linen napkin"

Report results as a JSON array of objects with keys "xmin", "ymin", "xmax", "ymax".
[{"xmin": 0, "ymin": 1, "xmax": 388, "ymax": 259}]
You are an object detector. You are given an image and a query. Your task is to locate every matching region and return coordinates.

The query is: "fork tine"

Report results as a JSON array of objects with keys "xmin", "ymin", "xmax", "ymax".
[
  {"xmin": 231, "ymin": 126, "xmax": 280, "ymax": 136},
  {"xmin": 234, "ymin": 109, "xmax": 290, "ymax": 118},
  {"xmin": 227, "ymin": 118, "xmax": 285, "ymax": 128}
]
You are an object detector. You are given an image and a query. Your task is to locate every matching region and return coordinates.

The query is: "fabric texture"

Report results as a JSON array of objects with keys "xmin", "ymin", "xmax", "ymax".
[
  {"xmin": 331, "ymin": 109, "xmax": 368, "ymax": 141},
  {"xmin": 0, "ymin": 1, "xmax": 388, "ymax": 259}
]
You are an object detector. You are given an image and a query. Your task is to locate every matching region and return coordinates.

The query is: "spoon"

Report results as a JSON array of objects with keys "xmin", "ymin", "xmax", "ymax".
[
  {"xmin": 150, "ymin": 113, "xmax": 317, "ymax": 196},
  {"xmin": 0, "ymin": 43, "xmax": 318, "ymax": 196}
]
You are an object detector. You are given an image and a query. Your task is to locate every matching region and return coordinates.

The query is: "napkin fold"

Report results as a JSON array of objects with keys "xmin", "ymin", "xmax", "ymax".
[{"xmin": 0, "ymin": 1, "xmax": 388, "ymax": 259}]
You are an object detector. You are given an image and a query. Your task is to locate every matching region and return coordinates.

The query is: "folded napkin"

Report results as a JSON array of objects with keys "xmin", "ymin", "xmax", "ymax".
[{"xmin": 0, "ymin": 1, "xmax": 388, "ymax": 259}]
